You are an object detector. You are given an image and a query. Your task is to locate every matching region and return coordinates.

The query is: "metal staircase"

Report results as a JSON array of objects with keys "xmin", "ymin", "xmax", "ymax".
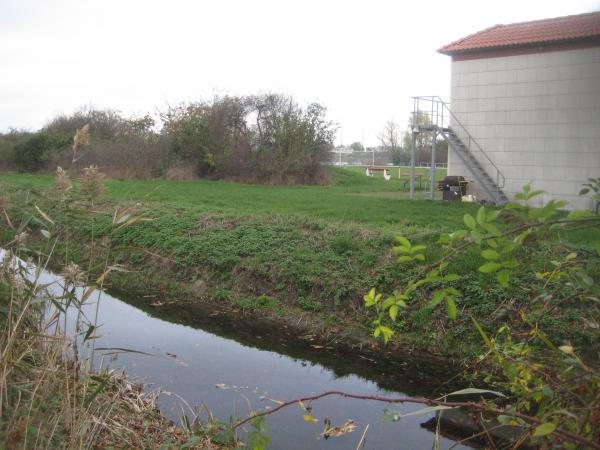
[{"xmin": 412, "ymin": 96, "xmax": 509, "ymax": 205}]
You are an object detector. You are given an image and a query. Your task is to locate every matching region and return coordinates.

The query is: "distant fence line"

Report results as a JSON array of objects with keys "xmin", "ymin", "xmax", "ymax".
[
  {"xmin": 329, "ymin": 151, "xmax": 394, "ymax": 166},
  {"xmin": 328, "ymin": 151, "xmax": 448, "ymax": 169}
]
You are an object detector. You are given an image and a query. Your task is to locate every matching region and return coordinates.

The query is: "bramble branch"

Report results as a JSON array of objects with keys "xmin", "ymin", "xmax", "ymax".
[{"xmin": 232, "ymin": 390, "xmax": 600, "ymax": 450}]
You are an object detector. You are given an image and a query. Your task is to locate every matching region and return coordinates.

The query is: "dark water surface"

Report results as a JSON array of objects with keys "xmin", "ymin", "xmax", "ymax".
[{"xmin": 27, "ymin": 257, "xmax": 469, "ymax": 450}]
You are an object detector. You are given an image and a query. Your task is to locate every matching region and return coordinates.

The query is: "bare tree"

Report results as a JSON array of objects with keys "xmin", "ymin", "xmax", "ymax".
[{"xmin": 377, "ymin": 120, "xmax": 400, "ymax": 151}]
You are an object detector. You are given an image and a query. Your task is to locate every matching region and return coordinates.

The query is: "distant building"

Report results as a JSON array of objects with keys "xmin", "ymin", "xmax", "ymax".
[{"xmin": 438, "ymin": 11, "xmax": 600, "ymax": 209}]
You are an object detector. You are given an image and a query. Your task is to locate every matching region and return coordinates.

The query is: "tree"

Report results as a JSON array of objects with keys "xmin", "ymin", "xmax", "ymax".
[
  {"xmin": 13, "ymin": 131, "xmax": 71, "ymax": 171},
  {"xmin": 402, "ymin": 111, "xmax": 448, "ymax": 165},
  {"xmin": 160, "ymin": 94, "xmax": 336, "ymax": 183},
  {"xmin": 349, "ymin": 141, "xmax": 364, "ymax": 152},
  {"xmin": 377, "ymin": 120, "xmax": 400, "ymax": 151}
]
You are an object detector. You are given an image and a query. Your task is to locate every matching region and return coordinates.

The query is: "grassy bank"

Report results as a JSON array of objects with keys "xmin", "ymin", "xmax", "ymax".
[{"xmin": 1, "ymin": 168, "xmax": 599, "ymax": 360}]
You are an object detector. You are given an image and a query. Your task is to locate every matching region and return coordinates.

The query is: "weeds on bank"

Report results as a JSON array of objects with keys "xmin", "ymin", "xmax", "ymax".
[
  {"xmin": 364, "ymin": 183, "xmax": 600, "ymax": 448},
  {"xmin": 0, "ymin": 127, "xmax": 233, "ymax": 449}
]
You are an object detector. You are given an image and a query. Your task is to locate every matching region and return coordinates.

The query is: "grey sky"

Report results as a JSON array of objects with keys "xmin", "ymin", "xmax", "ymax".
[{"xmin": 1, "ymin": 0, "xmax": 598, "ymax": 146}]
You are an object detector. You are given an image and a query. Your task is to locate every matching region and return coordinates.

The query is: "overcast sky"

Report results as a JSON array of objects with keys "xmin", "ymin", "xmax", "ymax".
[{"xmin": 1, "ymin": 0, "xmax": 599, "ymax": 146}]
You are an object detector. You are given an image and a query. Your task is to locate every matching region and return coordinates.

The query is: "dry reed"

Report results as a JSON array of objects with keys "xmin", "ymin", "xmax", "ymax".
[{"xmin": 0, "ymin": 168, "xmax": 222, "ymax": 449}]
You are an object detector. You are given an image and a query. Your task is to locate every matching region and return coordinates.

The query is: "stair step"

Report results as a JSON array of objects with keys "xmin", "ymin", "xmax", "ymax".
[{"xmin": 444, "ymin": 126, "xmax": 508, "ymax": 202}]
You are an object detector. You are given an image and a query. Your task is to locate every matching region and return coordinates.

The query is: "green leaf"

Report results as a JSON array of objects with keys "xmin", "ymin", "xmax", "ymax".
[
  {"xmin": 497, "ymin": 269, "xmax": 510, "ymax": 287},
  {"xmin": 393, "ymin": 246, "xmax": 411, "ymax": 255},
  {"xmin": 395, "ymin": 236, "xmax": 411, "ymax": 248},
  {"xmin": 446, "ymin": 388, "xmax": 506, "ymax": 398},
  {"xmin": 476, "ymin": 206, "xmax": 486, "ymax": 224},
  {"xmin": 438, "ymin": 233, "xmax": 451, "ymax": 244},
  {"xmin": 482, "ymin": 222, "xmax": 501, "ymax": 235},
  {"xmin": 558, "ymin": 345, "xmax": 574, "ymax": 355},
  {"xmin": 450, "ymin": 229, "xmax": 468, "ymax": 241},
  {"xmin": 486, "ymin": 209, "xmax": 501, "ymax": 222},
  {"xmin": 470, "ymin": 229, "xmax": 483, "ymax": 244},
  {"xmin": 567, "ymin": 210, "xmax": 593, "ymax": 219},
  {"xmin": 471, "ymin": 316, "xmax": 493, "ymax": 349},
  {"xmin": 579, "ymin": 187, "xmax": 590, "ymax": 196},
  {"xmin": 389, "ymin": 304, "xmax": 399, "ymax": 321},
  {"xmin": 444, "ymin": 274, "xmax": 460, "ymax": 282},
  {"xmin": 382, "ymin": 297, "xmax": 396, "ymax": 309},
  {"xmin": 84, "ymin": 376, "xmax": 110, "ymax": 407},
  {"xmin": 463, "ymin": 214, "xmax": 476, "ymax": 230},
  {"xmin": 481, "ymin": 249, "xmax": 500, "ymax": 260},
  {"xmin": 363, "ymin": 289, "xmax": 377, "ymax": 306},
  {"xmin": 500, "ymin": 243, "xmax": 517, "ymax": 255},
  {"xmin": 446, "ymin": 287, "xmax": 460, "ymax": 296},
  {"xmin": 83, "ymin": 325, "xmax": 96, "ymax": 342},
  {"xmin": 430, "ymin": 290, "xmax": 445, "ymax": 306},
  {"xmin": 479, "ymin": 262, "xmax": 501, "ymax": 273},
  {"xmin": 40, "ymin": 229, "xmax": 51, "ymax": 239},
  {"xmin": 446, "ymin": 297, "xmax": 457, "ymax": 320},
  {"xmin": 514, "ymin": 228, "xmax": 532, "ymax": 244},
  {"xmin": 397, "ymin": 256, "xmax": 414, "ymax": 263},
  {"xmin": 532, "ymin": 422, "xmax": 556, "ymax": 437},
  {"xmin": 376, "ymin": 325, "xmax": 394, "ymax": 343},
  {"xmin": 501, "ymin": 260, "xmax": 519, "ymax": 269},
  {"xmin": 497, "ymin": 415, "xmax": 514, "ymax": 426}
]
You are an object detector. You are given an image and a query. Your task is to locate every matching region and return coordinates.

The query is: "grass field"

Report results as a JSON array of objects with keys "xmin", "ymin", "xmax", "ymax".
[
  {"xmin": 1, "ymin": 167, "xmax": 598, "ymax": 357},
  {"xmin": 0, "ymin": 167, "xmax": 466, "ymax": 231}
]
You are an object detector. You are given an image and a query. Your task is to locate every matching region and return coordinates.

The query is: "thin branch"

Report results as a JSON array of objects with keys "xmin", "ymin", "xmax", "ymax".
[{"xmin": 232, "ymin": 390, "xmax": 600, "ymax": 449}]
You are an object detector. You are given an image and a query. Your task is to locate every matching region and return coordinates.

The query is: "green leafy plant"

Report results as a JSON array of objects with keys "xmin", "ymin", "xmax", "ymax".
[{"xmin": 363, "ymin": 184, "xmax": 600, "ymax": 448}]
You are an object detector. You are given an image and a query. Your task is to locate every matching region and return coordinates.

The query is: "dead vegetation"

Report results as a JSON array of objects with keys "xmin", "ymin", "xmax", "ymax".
[{"xmin": 0, "ymin": 173, "xmax": 230, "ymax": 449}]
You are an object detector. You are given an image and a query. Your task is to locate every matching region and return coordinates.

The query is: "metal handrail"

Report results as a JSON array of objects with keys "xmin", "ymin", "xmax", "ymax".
[{"xmin": 412, "ymin": 96, "xmax": 505, "ymax": 189}]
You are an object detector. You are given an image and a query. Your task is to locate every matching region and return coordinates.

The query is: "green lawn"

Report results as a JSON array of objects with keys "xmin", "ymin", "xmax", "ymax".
[{"xmin": 1, "ymin": 167, "xmax": 477, "ymax": 232}]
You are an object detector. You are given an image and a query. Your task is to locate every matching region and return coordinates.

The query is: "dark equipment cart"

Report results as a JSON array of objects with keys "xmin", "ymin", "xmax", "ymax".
[{"xmin": 438, "ymin": 176, "xmax": 469, "ymax": 201}]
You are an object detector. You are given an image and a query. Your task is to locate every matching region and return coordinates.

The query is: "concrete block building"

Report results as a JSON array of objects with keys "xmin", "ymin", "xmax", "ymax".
[{"xmin": 436, "ymin": 11, "xmax": 600, "ymax": 209}]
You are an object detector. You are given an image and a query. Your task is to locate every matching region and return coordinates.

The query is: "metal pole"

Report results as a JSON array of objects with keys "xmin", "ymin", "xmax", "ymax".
[
  {"xmin": 430, "ymin": 128, "xmax": 437, "ymax": 200},
  {"xmin": 410, "ymin": 128, "xmax": 417, "ymax": 199}
]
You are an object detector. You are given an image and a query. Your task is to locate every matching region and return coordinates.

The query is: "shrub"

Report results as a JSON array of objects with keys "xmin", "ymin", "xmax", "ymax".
[{"xmin": 13, "ymin": 131, "xmax": 71, "ymax": 171}]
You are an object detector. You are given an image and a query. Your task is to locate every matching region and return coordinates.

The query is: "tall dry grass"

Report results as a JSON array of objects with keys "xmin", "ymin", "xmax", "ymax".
[{"xmin": 0, "ymin": 160, "xmax": 219, "ymax": 449}]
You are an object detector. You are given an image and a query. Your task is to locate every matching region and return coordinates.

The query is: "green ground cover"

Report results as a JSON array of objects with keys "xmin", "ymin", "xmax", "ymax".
[
  {"xmin": 0, "ymin": 167, "xmax": 455, "ymax": 231},
  {"xmin": 1, "ymin": 167, "xmax": 598, "ymax": 357}
]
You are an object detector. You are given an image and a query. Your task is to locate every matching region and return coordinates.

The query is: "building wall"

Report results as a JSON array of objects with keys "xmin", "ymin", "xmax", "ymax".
[{"xmin": 449, "ymin": 46, "xmax": 600, "ymax": 210}]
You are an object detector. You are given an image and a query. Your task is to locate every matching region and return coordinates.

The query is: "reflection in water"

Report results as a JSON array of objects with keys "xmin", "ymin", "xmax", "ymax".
[{"xmin": 11, "ymin": 251, "xmax": 469, "ymax": 450}]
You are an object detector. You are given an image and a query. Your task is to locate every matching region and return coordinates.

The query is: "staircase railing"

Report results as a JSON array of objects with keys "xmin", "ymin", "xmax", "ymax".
[{"xmin": 412, "ymin": 96, "xmax": 505, "ymax": 190}]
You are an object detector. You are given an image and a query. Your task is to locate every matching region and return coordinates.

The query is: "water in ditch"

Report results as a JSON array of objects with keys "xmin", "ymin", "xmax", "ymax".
[{"xmin": 11, "ymin": 252, "xmax": 470, "ymax": 449}]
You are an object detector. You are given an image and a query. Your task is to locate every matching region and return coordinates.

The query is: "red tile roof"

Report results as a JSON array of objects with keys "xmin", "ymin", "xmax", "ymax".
[{"xmin": 438, "ymin": 11, "xmax": 600, "ymax": 55}]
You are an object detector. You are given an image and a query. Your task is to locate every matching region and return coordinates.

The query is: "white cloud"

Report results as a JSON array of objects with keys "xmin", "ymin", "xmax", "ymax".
[{"xmin": 1, "ymin": 0, "xmax": 598, "ymax": 145}]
